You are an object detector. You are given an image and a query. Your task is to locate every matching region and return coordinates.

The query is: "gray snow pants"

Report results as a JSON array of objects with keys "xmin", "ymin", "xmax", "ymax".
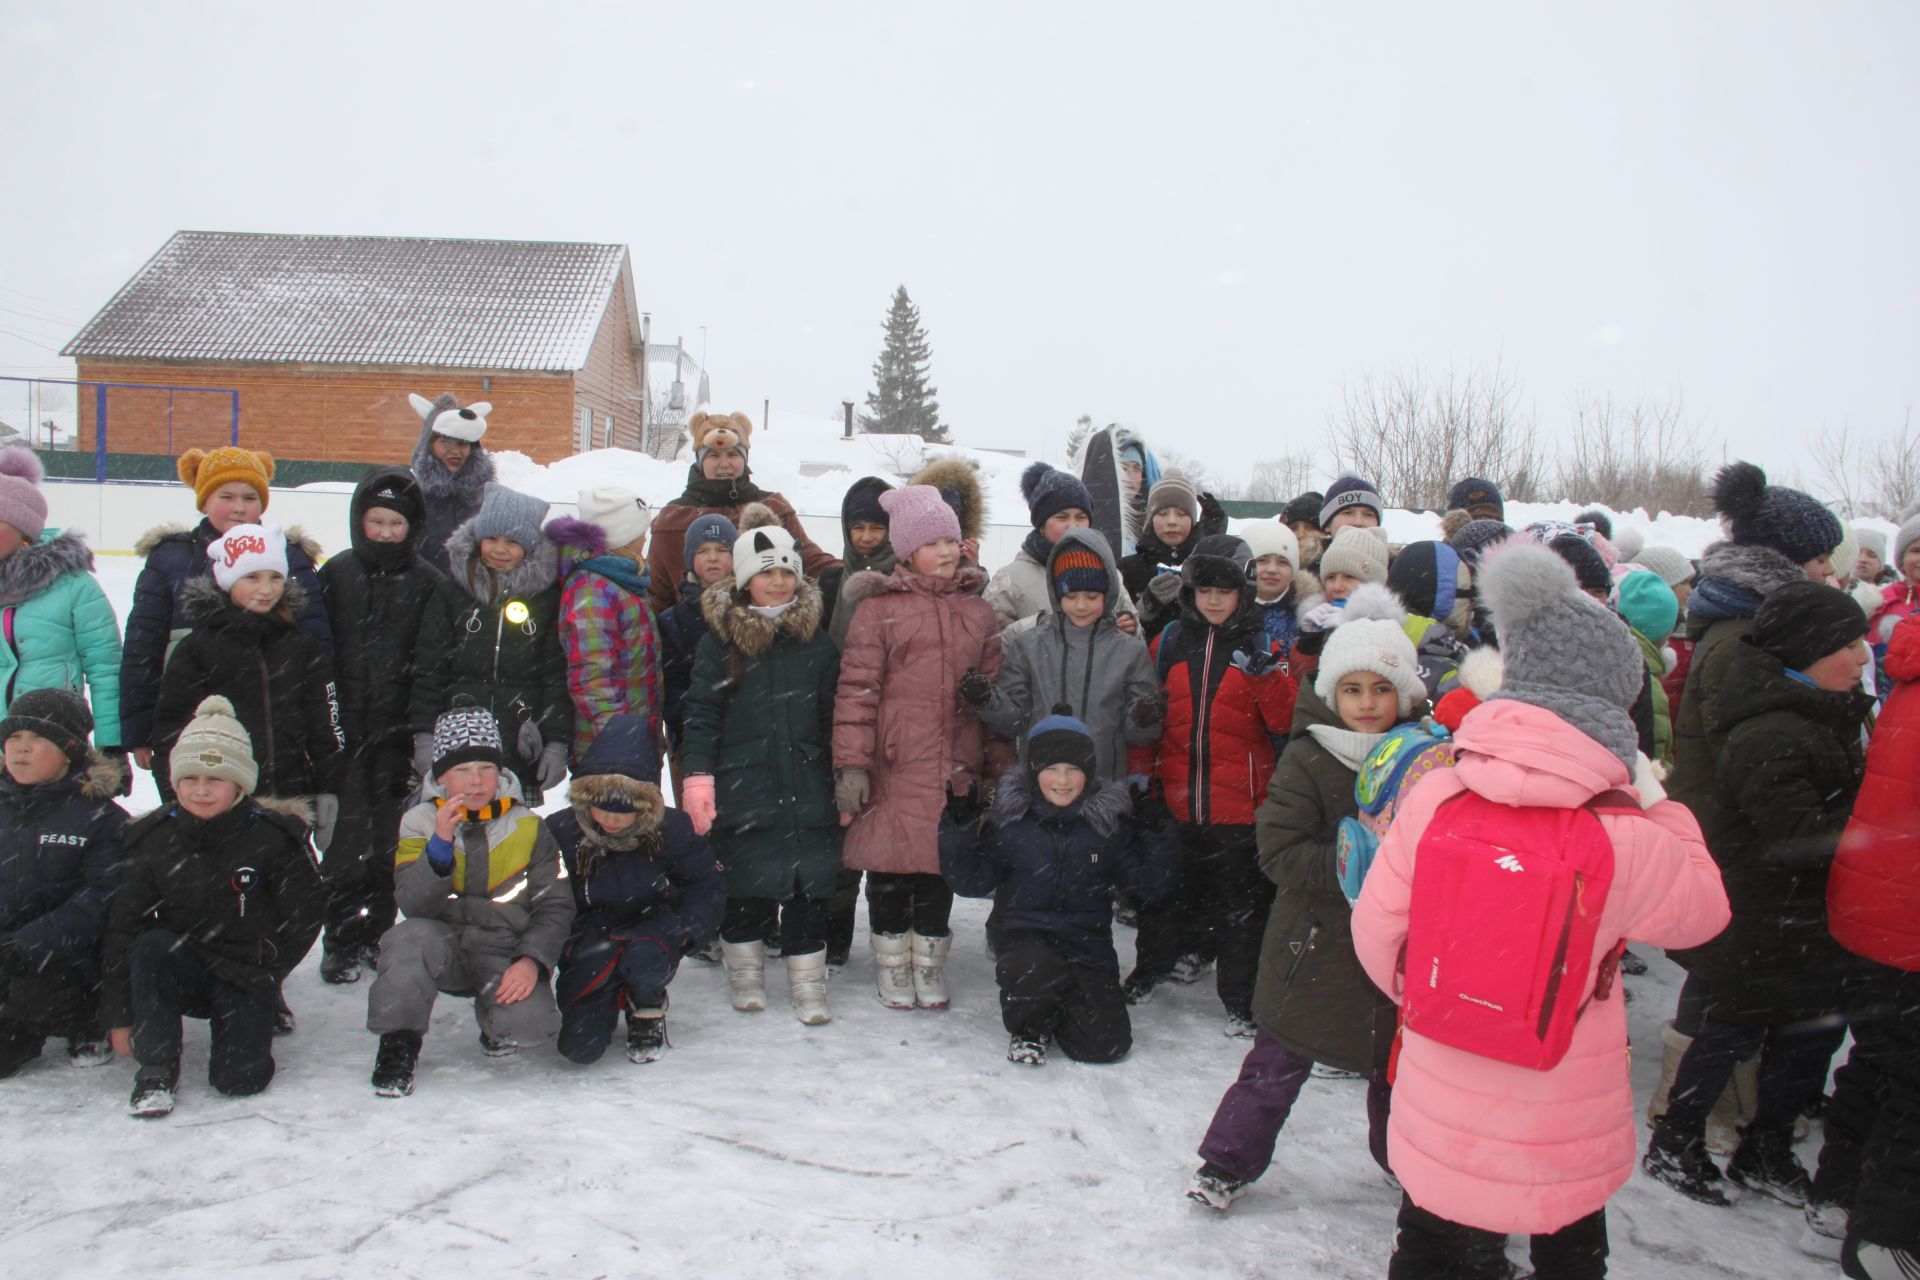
[{"xmin": 365, "ymin": 918, "xmax": 560, "ymax": 1045}]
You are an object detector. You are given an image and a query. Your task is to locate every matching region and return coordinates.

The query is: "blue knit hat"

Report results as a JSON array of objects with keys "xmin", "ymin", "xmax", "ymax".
[
  {"xmin": 1026, "ymin": 709, "xmax": 1097, "ymax": 781},
  {"xmin": 1020, "ymin": 462, "xmax": 1095, "ymax": 529},
  {"xmin": 570, "ymin": 714, "xmax": 661, "ymax": 810},
  {"xmin": 1320, "ymin": 474, "xmax": 1384, "ymax": 530},
  {"xmin": 1446, "ymin": 476, "xmax": 1504, "ymax": 521},
  {"xmin": 682, "ymin": 512, "xmax": 739, "ymax": 575}
]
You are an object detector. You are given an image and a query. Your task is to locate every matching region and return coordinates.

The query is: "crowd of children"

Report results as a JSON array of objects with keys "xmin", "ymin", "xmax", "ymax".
[{"xmin": 4, "ymin": 405, "xmax": 1918, "ymax": 1279}]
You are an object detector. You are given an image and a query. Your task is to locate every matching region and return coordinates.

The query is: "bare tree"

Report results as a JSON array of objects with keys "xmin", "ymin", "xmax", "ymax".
[
  {"xmin": 1812, "ymin": 424, "xmax": 1865, "ymax": 518},
  {"xmin": 1156, "ymin": 446, "xmax": 1220, "ymax": 496},
  {"xmin": 1329, "ymin": 360, "xmax": 1541, "ymax": 509},
  {"xmin": 1551, "ymin": 388, "xmax": 1714, "ymax": 516},
  {"xmin": 1869, "ymin": 409, "xmax": 1920, "ymax": 518},
  {"xmin": 1232, "ymin": 455, "xmax": 1315, "ymax": 503}
]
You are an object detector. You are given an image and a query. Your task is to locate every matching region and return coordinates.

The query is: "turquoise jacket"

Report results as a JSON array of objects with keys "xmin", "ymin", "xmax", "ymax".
[{"xmin": 0, "ymin": 529, "xmax": 123, "ymax": 747}]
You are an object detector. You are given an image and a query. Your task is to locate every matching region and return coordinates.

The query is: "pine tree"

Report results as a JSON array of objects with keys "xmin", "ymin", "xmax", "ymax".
[{"xmin": 860, "ymin": 285, "xmax": 947, "ymax": 442}]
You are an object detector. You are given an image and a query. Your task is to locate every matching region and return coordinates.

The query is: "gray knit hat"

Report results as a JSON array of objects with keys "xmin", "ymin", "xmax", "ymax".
[
  {"xmin": 1318, "ymin": 525, "xmax": 1390, "ymax": 585},
  {"xmin": 1480, "ymin": 541, "xmax": 1642, "ymax": 773},
  {"xmin": 1710, "ymin": 461, "xmax": 1842, "ymax": 565},
  {"xmin": 472, "ymin": 483, "xmax": 550, "ymax": 553},
  {"xmin": 433, "ymin": 703, "xmax": 506, "ymax": 779},
  {"xmin": 170, "ymin": 695, "xmax": 259, "ymax": 794},
  {"xmin": 1897, "ymin": 510, "xmax": 1920, "ymax": 567},
  {"xmin": 1629, "ymin": 544, "xmax": 1695, "ymax": 590},
  {"xmin": 1146, "ymin": 471, "xmax": 1200, "ymax": 522},
  {"xmin": 1855, "ymin": 526, "xmax": 1887, "ymax": 561}
]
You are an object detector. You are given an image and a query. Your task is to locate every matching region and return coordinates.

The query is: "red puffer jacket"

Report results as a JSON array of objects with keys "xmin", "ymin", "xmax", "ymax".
[
  {"xmin": 1830, "ymin": 610, "xmax": 1920, "ymax": 970},
  {"xmin": 1151, "ymin": 609, "xmax": 1296, "ymax": 826}
]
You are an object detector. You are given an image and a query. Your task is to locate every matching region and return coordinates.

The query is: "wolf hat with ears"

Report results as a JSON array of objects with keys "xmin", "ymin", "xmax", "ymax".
[{"xmin": 410, "ymin": 392, "xmax": 492, "ymax": 445}]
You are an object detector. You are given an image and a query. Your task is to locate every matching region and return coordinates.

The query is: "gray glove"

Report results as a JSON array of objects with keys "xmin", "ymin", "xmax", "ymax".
[
  {"xmin": 537, "ymin": 741, "xmax": 569, "ymax": 791},
  {"xmin": 412, "ymin": 732, "xmax": 435, "ymax": 782},
  {"xmin": 516, "ymin": 718, "xmax": 545, "ymax": 762},
  {"xmin": 1147, "ymin": 572, "xmax": 1184, "ymax": 605},
  {"xmin": 835, "ymin": 767, "xmax": 871, "ymax": 816},
  {"xmin": 312, "ymin": 794, "xmax": 340, "ymax": 852}
]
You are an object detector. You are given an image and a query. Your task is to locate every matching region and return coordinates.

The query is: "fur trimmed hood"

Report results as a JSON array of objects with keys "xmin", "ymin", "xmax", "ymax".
[
  {"xmin": 908, "ymin": 457, "xmax": 987, "ymax": 542},
  {"xmin": 0, "ymin": 528, "xmax": 95, "ymax": 609},
  {"xmin": 544, "ymin": 514, "xmax": 610, "ymax": 557},
  {"xmin": 1695, "ymin": 539, "xmax": 1805, "ymax": 598},
  {"xmin": 989, "ymin": 766, "xmax": 1131, "ymax": 840},
  {"xmin": 700, "ymin": 573, "xmax": 825, "ymax": 658},
  {"xmin": 181, "ymin": 572, "xmax": 310, "ymax": 628},
  {"xmin": 842, "ymin": 562, "xmax": 988, "ymax": 612},
  {"xmin": 567, "ymin": 772, "xmax": 668, "ymax": 863},
  {"xmin": 70, "ymin": 750, "xmax": 126, "ymax": 800},
  {"xmin": 411, "ymin": 399, "xmax": 496, "ymax": 501},
  {"xmin": 133, "ymin": 521, "xmax": 324, "ymax": 566},
  {"xmin": 442, "ymin": 517, "xmax": 561, "ymax": 602}
]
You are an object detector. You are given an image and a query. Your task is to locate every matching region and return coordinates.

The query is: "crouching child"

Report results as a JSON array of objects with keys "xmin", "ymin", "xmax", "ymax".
[
  {"xmin": 940, "ymin": 714, "xmax": 1179, "ymax": 1066},
  {"xmin": 550, "ymin": 714, "xmax": 724, "ymax": 1065},
  {"xmin": 366, "ymin": 704, "xmax": 574, "ymax": 1096},
  {"xmin": 0, "ymin": 690, "xmax": 128, "ymax": 1077},
  {"xmin": 102, "ymin": 697, "xmax": 323, "ymax": 1117}
]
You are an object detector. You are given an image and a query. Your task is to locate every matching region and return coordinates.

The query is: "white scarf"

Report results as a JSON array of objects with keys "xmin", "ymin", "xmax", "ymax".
[
  {"xmin": 1305, "ymin": 724, "xmax": 1389, "ymax": 771},
  {"xmin": 748, "ymin": 600, "xmax": 796, "ymax": 621}
]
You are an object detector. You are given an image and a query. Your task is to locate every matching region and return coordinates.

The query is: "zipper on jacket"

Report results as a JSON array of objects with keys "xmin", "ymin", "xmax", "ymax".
[
  {"xmin": 1192, "ymin": 630, "xmax": 1216, "ymax": 824},
  {"xmin": 493, "ymin": 608, "xmax": 507, "ymax": 684},
  {"xmin": 1285, "ymin": 923, "xmax": 1320, "ymax": 985},
  {"xmin": 257, "ymin": 651, "xmax": 276, "ymax": 790}
]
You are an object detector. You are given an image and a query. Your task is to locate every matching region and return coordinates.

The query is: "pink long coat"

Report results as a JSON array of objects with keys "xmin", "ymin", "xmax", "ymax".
[
  {"xmin": 833, "ymin": 565, "xmax": 1001, "ymax": 875},
  {"xmin": 1352, "ymin": 699, "xmax": 1729, "ymax": 1235}
]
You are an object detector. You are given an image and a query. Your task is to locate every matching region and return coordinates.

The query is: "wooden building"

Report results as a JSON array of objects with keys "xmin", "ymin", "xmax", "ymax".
[{"xmin": 62, "ymin": 231, "xmax": 649, "ymax": 472}]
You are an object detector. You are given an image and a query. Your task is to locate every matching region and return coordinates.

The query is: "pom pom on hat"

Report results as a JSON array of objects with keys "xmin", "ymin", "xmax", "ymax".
[
  {"xmin": 170, "ymin": 694, "xmax": 259, "ymax": 795},
  {"xmin": 1313, "ymin": 584, "xmax": 1425, "ymax": 716},
  {"xmin": 1710, "ymin": 460, "xmax": 1842, "ymax": 565},
  {"xmin": 1019, "ymin": 462, "xmax": 1095, "ymax": 530},
  {"xmin": 0, "ymin": 444, "xmax": 48, "ymax": 541}
]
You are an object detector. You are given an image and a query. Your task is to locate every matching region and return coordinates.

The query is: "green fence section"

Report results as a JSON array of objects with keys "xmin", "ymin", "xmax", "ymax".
[
  {"xmin": 1216, "ymin": 498, "xmax": 1289, "ymax": 520},
  {"xmin": 38, "ymin": 451, "xmax": 374, "ymax": 487}
]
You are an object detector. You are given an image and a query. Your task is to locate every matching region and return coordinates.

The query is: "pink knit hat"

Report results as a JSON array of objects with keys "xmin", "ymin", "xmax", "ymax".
[
  {"xmin": 878, "ymin": 484, "xmax": 961, "ymax": 559},
  {"xmin": 0, "ymin": 446, "xmax": 48, "ymax": 542}
]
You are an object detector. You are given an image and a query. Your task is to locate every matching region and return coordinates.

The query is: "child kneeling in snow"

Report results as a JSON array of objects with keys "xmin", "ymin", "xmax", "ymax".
[
  {"xmin": 550, "ymin": 715, "xmax": 724, "ymax": 1064},
  {"xmin": 366, "ymin": 705, "xmax": 575, "ymax": 1096},
  {"xmin": 103, "ymin": 697, "xmax": 323, "ymax": 1117},
  {"xmin": 940, "ymin": 713, "xmax": 1179, "ymax": 1066}
]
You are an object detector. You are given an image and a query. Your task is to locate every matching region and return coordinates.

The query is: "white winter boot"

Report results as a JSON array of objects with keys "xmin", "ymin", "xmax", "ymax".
[
  {"xmin": 872, "ymin": 932, "xmax": 915, "ymax": 1009},
  {"xmin": 787, "ymin": 950, "xmax": 832, "ymax": 1025},
  {"xmin": 721, "ymin": 939, "xmax": 767, "ymax": 1013},
  {"xmin": 910, "ymin": 931, "xmax": 952, "ymax": 1010}
]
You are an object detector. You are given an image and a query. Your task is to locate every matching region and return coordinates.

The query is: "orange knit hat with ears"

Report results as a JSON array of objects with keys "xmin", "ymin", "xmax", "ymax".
[{"xmin": 177, "ymin": 447, "xmax": 275, "ymax": 511}]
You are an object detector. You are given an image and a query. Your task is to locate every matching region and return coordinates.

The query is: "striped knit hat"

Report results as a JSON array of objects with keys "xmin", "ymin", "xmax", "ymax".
[{"xmin": 1052, "ymin": 544, "xmax": 1110, "ymax": 598}]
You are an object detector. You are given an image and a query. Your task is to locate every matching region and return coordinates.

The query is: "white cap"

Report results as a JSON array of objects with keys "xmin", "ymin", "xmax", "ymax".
[
  {"xmin": 207, "ymin": 523, "xmax": 290, "ymax": 590},
  {"xmin": 733, "ymin": 523, "xmax": 803, "ymax": 589},
  {"xmin": 1239, "ymin": 518, "xmax": 1300, "ymax": 573},
  {"xmin": 577, "ymin": 485, "xmax": 652, "ymax": 552}
]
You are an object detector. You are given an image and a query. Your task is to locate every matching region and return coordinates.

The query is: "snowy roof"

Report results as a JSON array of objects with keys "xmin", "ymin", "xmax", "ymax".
[{"xmin": 63, "ymin": 231, "xmax": 633, "ymax": 372}]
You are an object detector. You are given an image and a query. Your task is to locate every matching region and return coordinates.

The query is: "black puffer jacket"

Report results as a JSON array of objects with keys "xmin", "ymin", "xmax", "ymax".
[
  {"xmin": 1666, "ymin": 637, "xmax": 1872, "ymax": 1024},
  {"xmin": 408, "ymin": 520, "xmax": 567, "ymax": 803},
  {"xmin": 940, "ymin": 771, "xmax": 1180, "ymax": 977},
  {"xmin": 152, "ymin": 578, "xmax": 346, "ymax": 799},
  {"xmin": 99, "ymin": 797, "xmax": 323, "ymax": 1024},
  {"xmin": 0, "ymin": 755, "xmax": 126, "ymax": 980},
  {"xmin": 1251, "ymin": 686, "xmax": 1397, "ymax": 1074},
  {"xmin": 119, "ymin": 519, "xmax": 330, "ymax": 750},
  {"xmin": 319, "ymin": 467, "xmax": 445, "ymax": 798}
]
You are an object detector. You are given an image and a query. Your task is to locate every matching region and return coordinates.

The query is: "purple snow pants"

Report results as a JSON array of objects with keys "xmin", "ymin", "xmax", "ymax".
[{"xmin": 1198, "ymin": 1029, "xmax": 1393, "ymax": 1182}]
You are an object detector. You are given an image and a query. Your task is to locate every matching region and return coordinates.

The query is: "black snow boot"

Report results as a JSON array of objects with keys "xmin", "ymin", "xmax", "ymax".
[
  {"xmin": 319, "ymin": 946, "xmax": 362, "ymax": 985},
  {"xmin": 372, "ymin": 1031, "xmax": 422, "ymax": 1097},
  {"xmin": 1727, "ymin": 1126, "xmax": 1813, "ymax": 1206},
  {"xmin": 129, "ymin": 1061, "xmax": 180, "ymax": 1118},
  {"xmin": 1643, "ymin": 1122, "xmax": 1732, "ymax": 1207},
  {"xmin": 626, "ymin": 1007, "xmax": 667, "ymax": 1064}
]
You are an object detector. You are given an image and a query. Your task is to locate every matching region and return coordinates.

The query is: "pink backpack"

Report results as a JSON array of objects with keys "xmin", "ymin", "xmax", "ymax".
[{"xmin": 1398, "ymin": 789, "xmax": 1639, "ymax": 1071}]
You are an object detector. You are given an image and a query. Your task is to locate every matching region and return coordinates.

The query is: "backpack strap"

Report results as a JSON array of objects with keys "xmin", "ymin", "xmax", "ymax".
[{"xmin": 1576, "ymin": 790, "xmax": 1638, "ymax": 1010}]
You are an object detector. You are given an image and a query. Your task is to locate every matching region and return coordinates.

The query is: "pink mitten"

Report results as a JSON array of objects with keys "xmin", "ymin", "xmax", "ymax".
[{"xmin": 682, "ymin": 774, "xmax": 716, "ymax": 836}]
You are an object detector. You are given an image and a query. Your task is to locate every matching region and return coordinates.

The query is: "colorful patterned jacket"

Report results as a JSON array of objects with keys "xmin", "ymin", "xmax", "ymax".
[{"xmin": 547, "ymin": 517, "xmax": 662, "ymax": 763}]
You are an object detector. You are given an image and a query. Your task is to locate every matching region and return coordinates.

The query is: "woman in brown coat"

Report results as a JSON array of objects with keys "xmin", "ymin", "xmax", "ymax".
[{"xmin": 833, "ymin": 486, "xmax": 1001, "ymax": 1011}]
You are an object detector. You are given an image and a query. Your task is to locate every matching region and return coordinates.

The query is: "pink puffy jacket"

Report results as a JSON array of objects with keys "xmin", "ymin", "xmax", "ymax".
[
  {"xmin": 833, "ymin": 564, "xmax": 1001, "ymax": 875},
  {"xmin": 1353, "ymin": 699, "xmax": 1729, "ymax": 1235}
]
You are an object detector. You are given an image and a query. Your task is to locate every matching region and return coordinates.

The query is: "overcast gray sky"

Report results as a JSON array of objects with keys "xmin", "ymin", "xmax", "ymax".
[{"xmin": 2, "ymin": 0, "xmax": 1914, "ymax": 487}]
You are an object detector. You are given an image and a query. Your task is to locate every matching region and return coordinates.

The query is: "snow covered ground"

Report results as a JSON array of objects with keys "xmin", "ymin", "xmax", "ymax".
[{"xmin": 0, "ymin": 548, "xmax": 1844, "ymax": 1280}]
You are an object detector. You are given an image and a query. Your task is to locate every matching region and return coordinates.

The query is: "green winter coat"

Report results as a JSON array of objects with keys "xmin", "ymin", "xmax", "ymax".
[
  {"xmin": 1250, "ymin": 682, "xmax": 1397, "ymax": 1075},
  {"xmin": 679, "ymin": 578, "xmax": 842, "ymax": 900},
  {"xmin": 0, "ymin": 529, "xmax": 122, "ymax": 747},
  {"xmin": 409, "ymin": 522, "xmax": 568, "ymax": 803},
  {"xmin": 1633, "ymin": 627, "xmax": 1674, "ymax": 769}
]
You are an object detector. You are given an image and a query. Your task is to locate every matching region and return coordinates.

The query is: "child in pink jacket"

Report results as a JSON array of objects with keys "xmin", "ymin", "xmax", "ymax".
[{"xmin": 1352, "ymin": 541, "xmax": 1729, "ymax": 1280}]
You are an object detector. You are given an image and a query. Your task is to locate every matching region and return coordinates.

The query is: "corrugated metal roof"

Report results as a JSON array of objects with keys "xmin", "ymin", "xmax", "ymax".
[{"xmin": 64, "ymin": 231, "xmax": 630, "ymax": 371}]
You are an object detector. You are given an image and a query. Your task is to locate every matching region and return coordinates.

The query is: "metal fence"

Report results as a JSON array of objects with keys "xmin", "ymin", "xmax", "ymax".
[{"xmin": 0, "ymin": 375, "xmax": 238, "ymax": 481}]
